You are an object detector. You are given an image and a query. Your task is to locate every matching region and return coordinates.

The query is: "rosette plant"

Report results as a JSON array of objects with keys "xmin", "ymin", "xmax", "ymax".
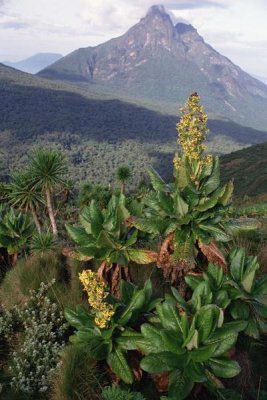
[
  {"xmin": 0, "ymin": 207, "xmax": 34, "ymax": 266},
  {"xmin": 131, "ymin": 93, "xmax": 256, "ymax": 283},
  {"xmin": 65, "ymin": 272, "xmax": 158, "ymax": 384},
  {"xmin": 135, "ymin": 295, "xmax": 246, "ymax": 399},
  {"xmin": 66, "ymin": 193, "xmax": 157, "ymax": 296},
  {"xmin": 185, "ymin": 248, "xmax": 267, "ymax": 338}
]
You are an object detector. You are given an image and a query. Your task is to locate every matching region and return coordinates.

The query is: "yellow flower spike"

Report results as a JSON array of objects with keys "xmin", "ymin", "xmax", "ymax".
[
  {"xmin": 176, "ymin": 92, "xmax": 209, "ymax": 164},
  {"xmin": 79, "ymin": 269, "xmax": 115, "ymax": 329}
]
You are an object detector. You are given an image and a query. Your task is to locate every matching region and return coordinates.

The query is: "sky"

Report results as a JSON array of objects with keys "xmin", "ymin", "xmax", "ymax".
[{"xmin": 0, "ymin": 0, "xmax": 267, "ymax": 79}]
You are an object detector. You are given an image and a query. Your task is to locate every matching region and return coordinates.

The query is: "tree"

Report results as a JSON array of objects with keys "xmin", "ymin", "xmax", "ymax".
[
  {"xmin": 8, "ymin": 170, "xmax": 43, "ymax": 233},
  {"xmin": 28, "ymin": 148, "xmax": 66, "ymax": 236},
  {"xmin": 116, "ymin": 165, "xmax": 131, "ymax": 193}
]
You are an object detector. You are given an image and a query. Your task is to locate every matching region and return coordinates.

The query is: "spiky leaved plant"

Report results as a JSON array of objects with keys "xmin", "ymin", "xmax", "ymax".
[
  {"xmin": 116, "ymin": 165, "xmax": 131, "ymax": 193},
  {"xmin": 8, "ymin": 170, "xmax": 44, "ymax": 233},
  {"xmin": 27, "ymin": 148, "xmax": 67, "ymax": 236},
  {"xmin": 131, "ymin": 93, "xmax": 246, "ymax": 283},
  {"xmin": 0, "ymin": 207, "xmax": 34, "ymax": 266}
]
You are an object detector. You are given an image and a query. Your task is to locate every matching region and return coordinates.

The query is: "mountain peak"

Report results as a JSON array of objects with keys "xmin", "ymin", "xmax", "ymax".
[
  {"xmin": 175, "ymin": 23, "xmax": 197, "ymax": 34},
  {"xmin": 146, "ymin": 4, "xmax": 168, "ymax": 17}
]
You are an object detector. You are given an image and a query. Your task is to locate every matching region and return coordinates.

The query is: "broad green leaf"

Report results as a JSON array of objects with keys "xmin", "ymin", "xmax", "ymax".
[
  {"xmin": 199, "ymin": 224, "xmax": 231, "ymax": 242},
  {"xmin": 96, "ymin": 230, "xmax": 118, "ymax": 250},
  {"xmin": 109, "ymin": 250, "xmax": 129, "ymax": 265},
  {"xmin": 127, "ymin": 249, "xmax": 157, "ymax": 264},
  {"xmin": 190, "ymin": 344, "xmax": 217, "ymax": 362},
  {"xmin": 229, "ymin": 248, "xmax": 246, "ymax": 282},
  {"xmin": 120, "ymin": 280, "xmax": 135, "ymax": 304},
  {"xmin": 156, "ymin": 301, "xmax": 183, "ymax": 334},
  {"xmin": 65, "ymin": 224, "xmax": 90, "ymax": 245},
  {"xmin": 195, "ymin": 305, "xmax": 220, "ymax": 342},
  {"xmin": 116, "ymin": 329, "xmax": 142, "ymax": 350},
  {"xmin": 241, "ymin": 271, "xmax": 256, "ymax": 293},
  {"xmin": 191, "ymin": 281, "xmax": 213, "ymax": 310},
  {"xmin": 254, "ymin": 275, "xmax": 267, "ymax": 296},
  {"xmin": 168, "ymin": 369, "xmax": 194, "ymax": 400},
  {"xmin": 148, "ymin": 167, "xmax": 166, "ymax": 191},
  {"xmin": 75, "ymin": 335, "xmax": 109, "ymax": 360},
  {"xmin": 107, "ymin": 347, "xmax": 133, "ymax": 384},
  {"xmin": 77, "ymin": 245, "xmax": 99, "ymax": 259},
  {"xmin": 230, "ymin": 301, "xmax": 250, "ymax": 320},
  {"xmin": 202, "ymin": 157, "xmax": 220, "ymax": 195},
  {"xmin": 140, "ymin": 352, "xmax": 187, "ymax": 373},
  {"xmin": 218, "ymin": 181, "xmax": 234, "ymax": 206},
  {"xmin": 118, "ymin": 287, "xmax": 146, "ymax": 325},
  {"xmin": 125, "ymin": 230, "xmax": 138, "ymax": 247},
  {"xmin": 173, "ymin": 192, "xmax": 189, "ymax": 218},
  {"xmin": 204, "ymin": 329, "xmax": 239, "ymax": 357},
  {"xmin": 64, "ymin": 307, "xmax": 94, "ymax": 329},
  {"xmin": 245, "ymin": 319, "xmax": 260, "ymax": 339},
  {"xmin": 185, "ymin": 274, "xmax": 203, "ymax": 290},
  {"xmin": 207, "ymin": 358, "xmax": 241, "ymax": 378},
  {"xmin": 89, "ymin": 200, "xmax": 104, "ymax": 237},
  {"xmin": 205, "ymin": 263, "xmax": 224, "ymax": 288}
]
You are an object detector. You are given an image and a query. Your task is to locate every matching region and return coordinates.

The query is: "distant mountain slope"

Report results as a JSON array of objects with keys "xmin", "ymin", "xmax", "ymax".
[
  {"xmin": 1, "ymin": 62, "xmax": 267, "ymax": 187},
  {"xmin": 38, "ymin": 5, "xmax": 267, "ymax": 131},
  {"xmin": 221, "ymin": 142, "xmax": 267, "ymax": 198},
  {"xmin": 3, "ymin": 53, "xmax": 63, "ymax": 74}
]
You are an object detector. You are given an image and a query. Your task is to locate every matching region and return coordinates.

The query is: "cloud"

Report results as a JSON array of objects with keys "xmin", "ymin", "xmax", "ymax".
[
  {"xmin": 0, "ymin": 21, "xmax": 29, "ymax": 29},
  {"xmin": 164, "ymin": 1, "xmax": 227, "ymax": 10}
]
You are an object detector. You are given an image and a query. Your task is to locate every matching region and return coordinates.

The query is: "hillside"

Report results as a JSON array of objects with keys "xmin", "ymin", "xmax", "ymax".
[
  {"xmin": 1, "ymin": 63, "xmax": 267, "ymax": 188},
  {"xmin": 221, "ymin": 142, "xmax": 267, "ymax": 198},
  {"xmin": 2, "ymin": 53, "xmax": 63, "ymax": 74},
  {"xmin": 38, "ymin": 5, "xmax": 267, "ymax": 132}
]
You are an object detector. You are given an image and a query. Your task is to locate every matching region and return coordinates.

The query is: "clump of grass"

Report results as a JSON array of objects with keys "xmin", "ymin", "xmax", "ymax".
[
  {"xmin": 102, "ymin": 385, "xmax": 146, "ymax": 400},
  {"xmin": 0, "ymin": 251, "xmax": 88, "ymax": 310},
  {"xmin": 0, "ymin": 252, "xmax": 64, "ymax": 309},
  {"xmin": 51, "ymin": 345, "xmax": 105, "ymax": 400}
]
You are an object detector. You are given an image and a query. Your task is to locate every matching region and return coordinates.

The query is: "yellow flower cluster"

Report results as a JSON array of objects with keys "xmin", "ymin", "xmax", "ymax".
[
  {"xmin": 176, "ymin": 92, "xmax": 209, "ymax": 162},
  {"xmin": 79, "ymin": 269, "xmax": 115, "ymax": 329}
]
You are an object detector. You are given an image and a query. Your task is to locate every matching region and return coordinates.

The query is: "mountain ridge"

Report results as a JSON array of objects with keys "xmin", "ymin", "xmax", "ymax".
[
  {"xmin": 38, "ymin": 5, "xmax": 267, "ymax": 131},
  {"xmin": 3, "ymin": 53, "xmax": 63, "ymax": 74}
]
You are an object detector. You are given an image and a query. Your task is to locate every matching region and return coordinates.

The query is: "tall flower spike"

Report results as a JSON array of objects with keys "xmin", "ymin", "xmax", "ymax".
[
  {"xmin": 176, "ymin": 92, "xmax": 209, "ymax": 162},
  {"xmin": 79, "ymin": 270, "xmax": 114, "ymax": 329}
]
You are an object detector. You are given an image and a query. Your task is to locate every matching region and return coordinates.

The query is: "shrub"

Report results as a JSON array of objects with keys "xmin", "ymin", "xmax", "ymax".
[{"xmin": 9, "ymin": 280, "xmax": 68, "ymax": 394}]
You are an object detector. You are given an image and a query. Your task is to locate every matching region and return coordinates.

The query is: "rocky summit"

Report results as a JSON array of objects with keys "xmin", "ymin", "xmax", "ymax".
[{"xmin": 38, "ymin": 5, "xmax": 267, "ymax": 131}]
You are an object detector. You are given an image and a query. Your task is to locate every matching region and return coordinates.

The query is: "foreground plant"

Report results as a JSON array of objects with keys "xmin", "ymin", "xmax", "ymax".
[
  {"xmin": 5, "ymin": 280, "xmax": 68, "ymax": 394},
  {"xmin": 138, "ymin": 303, "xmax": 244, "ymax": 399},
  {"xmin": 65, "ymin": 273, "xmax": 157, "ymax": 384},
  {"xmin": 66, "ymin": 193, "xmax": 157, "ymax": 296},
  {"xmin": 185, "ymin": 248, "xmax": 267, "ymax": 338},
  {"xmin": 132, "ymin": 93, "xmax": 234, "ymax": 283}
]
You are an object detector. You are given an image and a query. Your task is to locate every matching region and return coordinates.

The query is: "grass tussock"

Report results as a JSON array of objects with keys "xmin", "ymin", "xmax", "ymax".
[{"xmin": 51, "ymin": 345, "xmax": 105, "ymax": 400}]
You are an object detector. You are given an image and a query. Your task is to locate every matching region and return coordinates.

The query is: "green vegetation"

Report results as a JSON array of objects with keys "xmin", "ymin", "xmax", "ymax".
[
  {"xmin": 0, "ymin": 93, "xmax": 267, "ymax": 400},
  {"xmin": 221, "ymin": 142, "xmax": 267, "ymax": 198},
  {"xmin": 1, "ymin": 63, "xmax": 267, "ymax": 190}
]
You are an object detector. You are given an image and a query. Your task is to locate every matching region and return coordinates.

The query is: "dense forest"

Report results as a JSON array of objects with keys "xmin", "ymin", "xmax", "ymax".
[
  {"xmin": 0, "ymin": 94, "xmax": 267, "ymax": 400},
  {"xmin": 1, "ymin": 63, "xmax": 267, "ymax": 188}
]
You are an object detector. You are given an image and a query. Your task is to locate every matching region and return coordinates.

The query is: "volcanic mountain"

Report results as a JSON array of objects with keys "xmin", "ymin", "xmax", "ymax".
[{"xmin": 38, "ymin": 5, "xmax": 267, "ymax": 131}]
